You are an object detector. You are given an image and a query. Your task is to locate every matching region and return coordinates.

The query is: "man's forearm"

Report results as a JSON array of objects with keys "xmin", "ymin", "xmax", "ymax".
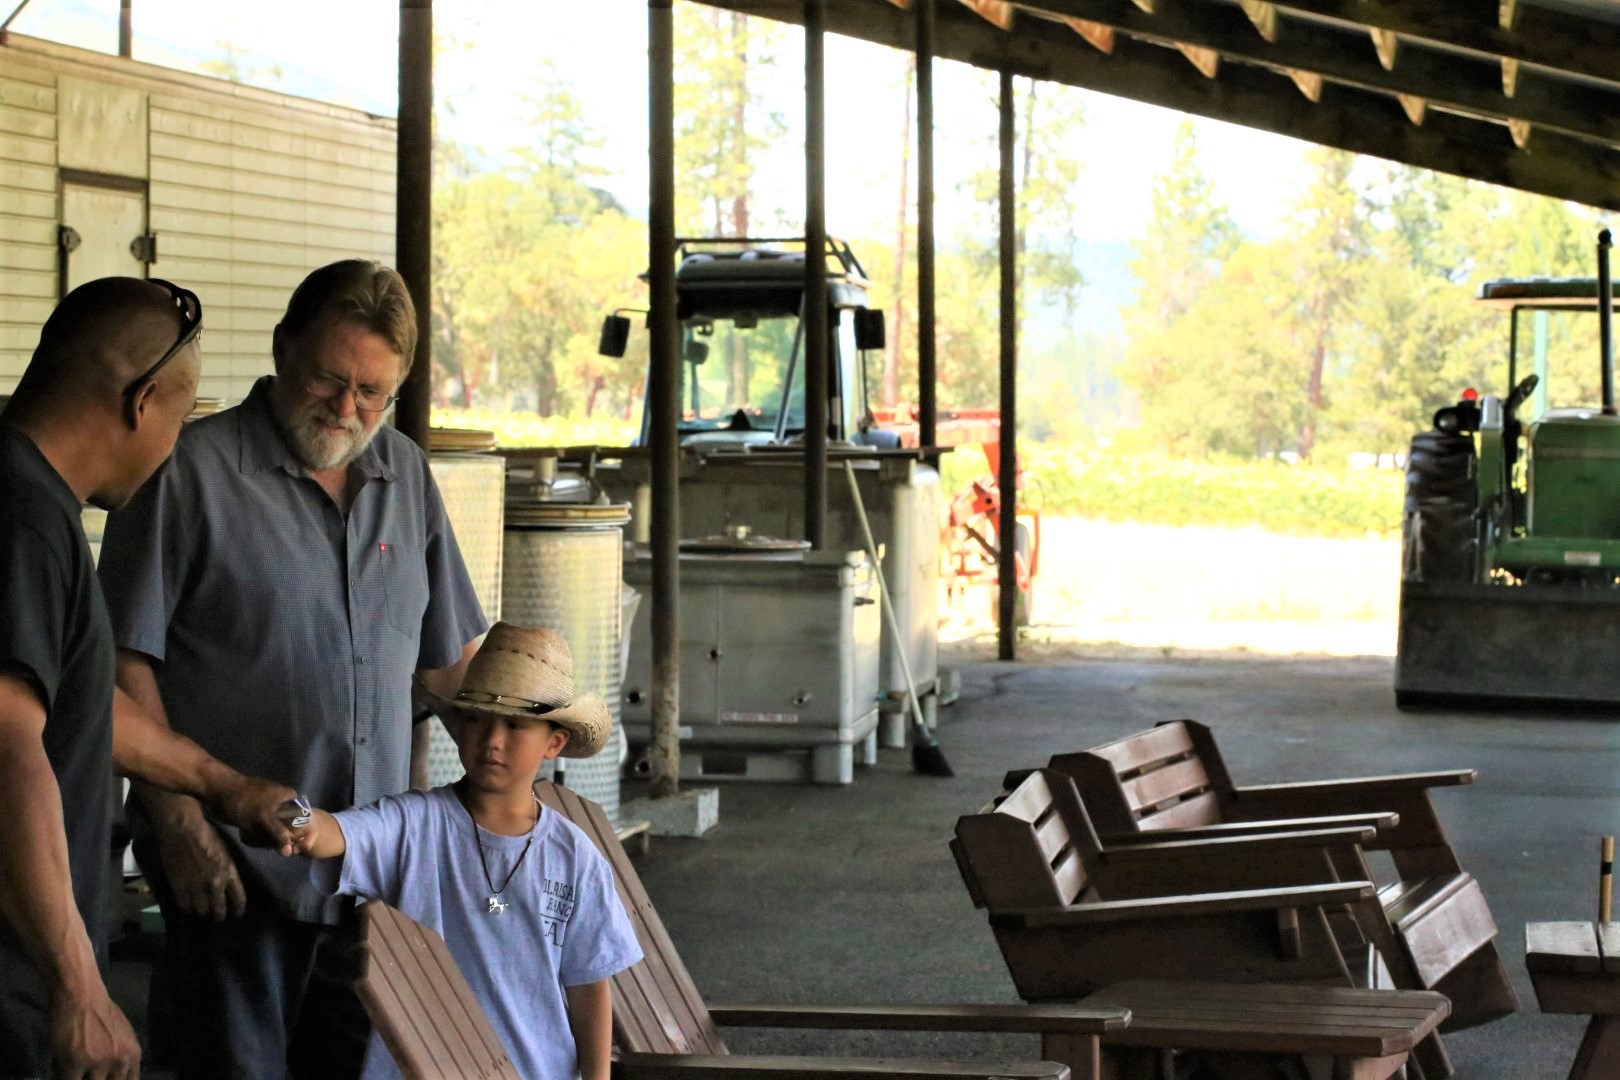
[
  {"xmin": 0, "ymin": 720, "xmax": 104, "ymax": 1002},
  {"xmin": 112, "ymin": 684, "xmax": 246, "ymax": 814}
]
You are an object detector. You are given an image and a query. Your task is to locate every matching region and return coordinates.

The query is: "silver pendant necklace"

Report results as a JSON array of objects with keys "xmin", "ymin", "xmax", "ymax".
[{"xmin": 461, "ymin": 784, "xmax": 540, "ymax": 916}]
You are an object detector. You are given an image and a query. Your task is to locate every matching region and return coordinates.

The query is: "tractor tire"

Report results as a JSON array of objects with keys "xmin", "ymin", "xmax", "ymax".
[{"xmin": 1402, "ymin": 431, "xmax": 1477, "ymax": 583}]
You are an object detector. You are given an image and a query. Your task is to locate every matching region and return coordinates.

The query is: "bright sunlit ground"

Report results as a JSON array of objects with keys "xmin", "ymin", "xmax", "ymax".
[{"xmin": 942, "ymin": 518, "xmax": 1400, "ymax": 659}]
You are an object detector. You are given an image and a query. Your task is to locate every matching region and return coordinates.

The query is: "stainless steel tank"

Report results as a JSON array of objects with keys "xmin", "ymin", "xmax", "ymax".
[
  {"xmin": 425, "ymin": 432, "xmax": 506, "ymax": 787},
  {"xmin": 501, "ymin": 494, "xmax": 630, "ymax": 823}
]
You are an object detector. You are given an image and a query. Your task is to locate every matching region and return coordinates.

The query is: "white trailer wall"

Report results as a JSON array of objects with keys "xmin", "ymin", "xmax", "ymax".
[{"xmin": 0, "ymin": 34, "xmax": 396, "ymax": 404}]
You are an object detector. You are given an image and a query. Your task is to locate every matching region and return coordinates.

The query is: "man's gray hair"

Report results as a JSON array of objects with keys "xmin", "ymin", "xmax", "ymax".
[{"xmin": 278, "ymin": 260, "xmax": 418, "ymax": 373}]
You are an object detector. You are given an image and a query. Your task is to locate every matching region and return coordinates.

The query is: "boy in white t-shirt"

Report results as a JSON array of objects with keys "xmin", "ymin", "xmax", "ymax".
[{"xmin": 290, "ymin": 622, "xmax": 642, "ymax": 1080}]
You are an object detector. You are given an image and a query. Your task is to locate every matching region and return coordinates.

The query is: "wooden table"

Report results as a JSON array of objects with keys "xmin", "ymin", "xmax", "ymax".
[
  {"xmin": 1081, "ymin": 980, "xmax": 1450, "ymax": 1080},
  {"xmin": 1526, "ymin": 921, "xmax": 1620, "ymax": 1078}
]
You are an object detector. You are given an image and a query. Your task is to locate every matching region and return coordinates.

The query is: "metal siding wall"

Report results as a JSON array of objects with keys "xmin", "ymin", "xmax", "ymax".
[
  {"xmin": 0, "ymin": 66, "xmax": 58, "ymax": 386},
  {"xmin": 147, "ymin": 95, "xmax": 395, "ymax": 403},
  {"xmin": 0, "ymin": 45, "xmax": 395, "ymax": 403}
]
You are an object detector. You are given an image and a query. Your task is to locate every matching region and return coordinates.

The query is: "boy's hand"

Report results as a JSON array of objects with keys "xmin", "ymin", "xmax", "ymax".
[{"xmin": 277, "ymin": 798, "xmax": 319, "ymax": 855}]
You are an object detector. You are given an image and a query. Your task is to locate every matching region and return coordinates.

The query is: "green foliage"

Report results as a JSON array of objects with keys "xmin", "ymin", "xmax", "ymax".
[
  {"xmin": 1019, "ymin": 448, "xmax": 1404, "ymax": 538},
  {"xmin": 435, "ymin": 408, "xmax": 638, "ymax": 449}
]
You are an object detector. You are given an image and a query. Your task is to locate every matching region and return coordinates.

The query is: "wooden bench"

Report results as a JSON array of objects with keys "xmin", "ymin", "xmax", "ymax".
[
  {"xmin": 1035, "ymin": 719, "xmax": 1516, "ymax": 1038},
  {"xmin": 954, "ymin": 769, "xmax": 1454, "ymax": 1079},
  {"xmin": 1526, "ymin": 921, "xmax": 1620, "ymax": 1079},
  {"xmin": 1084, "ymin": 980, "xmax": 1448, "ymax": 1080},
  {"xmin": 534, "ymin": 780, "xmax": 1131, "ymax": 1080}
]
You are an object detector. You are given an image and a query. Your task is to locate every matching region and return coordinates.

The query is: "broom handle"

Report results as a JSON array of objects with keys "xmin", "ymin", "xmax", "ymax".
[
  {"xmin": 1602, "ymin": 836, "xmax": 1614, "ymax": 924},
  {"xmin": 843, "ymin": 462, "xmax": 929, "ymax": 734}
]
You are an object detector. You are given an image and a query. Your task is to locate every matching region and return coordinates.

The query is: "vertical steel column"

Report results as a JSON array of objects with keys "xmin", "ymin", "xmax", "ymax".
[
  {"xmin": 997, "ymin": 69, "xmax": 1018, "ymax": 661},
  {"xmin": 118, "ymin": 0, "xmax": 131, "ymax": 57},
  {"xmin": 395, "ymin": 0, "xmax": 433, "ymax": 451},
  {"xmin": 803, "ymin": 0, "xmax": 829, "ymax": 549},
  {"xmin": 648, "ymin": 0, "xmax": 682, "ymax": 797},
  {"xmin": 916, "ymin": 0, "xmax": 937, "ymax": 448}
]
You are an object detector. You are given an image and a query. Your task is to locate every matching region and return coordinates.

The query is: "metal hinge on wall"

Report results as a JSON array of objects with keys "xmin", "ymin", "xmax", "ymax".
[
  {"xmin": 57, "ymin": 224, "xmax": 80, "ymax": 254},
  {"xmin": 130, "ymin": 232, "xmax": 158, "ymax": 264}
]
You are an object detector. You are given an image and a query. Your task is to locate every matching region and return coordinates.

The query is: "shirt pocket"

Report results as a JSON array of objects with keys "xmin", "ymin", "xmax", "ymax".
[{"xmin": 371, "ymin": 537, "xmax": 430, "ymax": 639}]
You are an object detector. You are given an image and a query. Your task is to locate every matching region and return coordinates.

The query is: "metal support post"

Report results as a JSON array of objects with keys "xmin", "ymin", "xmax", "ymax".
[
  {"xmin": 916, "ymin": 0, "xmax": 937, "ymax": 449},
  {"xmin": 118, "ymin": 0, "xmax": 131, "ymax": 57},
  {"xmin": 998, "ymin": 69, "xmax": 1018, "ymax": 661},
  {"xmin": 395, "ymin": 0, "xmax": 433, "ymax": 451},
  {"xmin": 804, "ymin": 0, "xmax": 829, "ymax": 550},
  {"xmin": 648, "ymin": 0, "xmax": 682, "ymax": 797}
]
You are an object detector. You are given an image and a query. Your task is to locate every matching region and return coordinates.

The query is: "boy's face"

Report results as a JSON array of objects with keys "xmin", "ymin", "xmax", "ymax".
[{"xmin": 451, "ymin": 709, "xmax": 570, "ymax": 794}]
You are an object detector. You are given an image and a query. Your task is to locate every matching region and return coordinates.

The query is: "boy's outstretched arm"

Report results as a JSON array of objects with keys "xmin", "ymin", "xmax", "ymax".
[
  {"xmin": 287, "ymin": 808, "xmax": 347, "ymax": 859},
  {"xmin": 564, "ymin": 979, "xmax": 611, "ymax": 1080}
]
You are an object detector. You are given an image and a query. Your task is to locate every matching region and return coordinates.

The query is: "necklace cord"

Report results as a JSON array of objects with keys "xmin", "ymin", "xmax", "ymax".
[{"xmin": 463, "ymin": 786, "xmax": 542, "ymax": 902}]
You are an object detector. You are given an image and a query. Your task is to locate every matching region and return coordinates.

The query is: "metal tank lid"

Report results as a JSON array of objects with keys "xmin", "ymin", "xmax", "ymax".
[
  {"xmin": 430, "ymin": 427, "xmax": 498, "ymax": 452},
  {"xmin": 679, "ymin": 523, "xmax": 811, "ymax": 556}
]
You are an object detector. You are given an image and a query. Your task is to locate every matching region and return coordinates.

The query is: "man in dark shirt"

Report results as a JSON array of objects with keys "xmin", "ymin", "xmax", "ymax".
[{"xmin": 0, "ymin": 278, "xmax": 306, "ymax": 1080}]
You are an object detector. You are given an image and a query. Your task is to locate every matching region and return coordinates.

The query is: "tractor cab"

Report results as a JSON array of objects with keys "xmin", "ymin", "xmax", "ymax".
[
  {"xmin": 1470, "ymin": 277, "xmax": 1620, "ymax": 579},
  {"xmin": 598, "ymin": 238, "xmax": 889, "ymax": 450}
]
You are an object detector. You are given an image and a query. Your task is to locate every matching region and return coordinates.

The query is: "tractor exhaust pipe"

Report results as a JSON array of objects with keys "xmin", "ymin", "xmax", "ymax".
[{"xmin": 1600, "ymin": 229, "xmax": 1615, "ymax": 415}]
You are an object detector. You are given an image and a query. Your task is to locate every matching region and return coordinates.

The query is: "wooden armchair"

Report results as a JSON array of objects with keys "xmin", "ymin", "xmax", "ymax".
[
  {"xmin": 1038, "ymin": 719, "xmax": 1517, "ymax": 1034},
  {"xmin": 953, "ymin": 768, "xmax": 1452, "ymax": 1079},
  {"xmin": 355, "ymin": 898, "xmax": 1098, "ymax": 1080},
  {"xmin": 533, "ymin": 780, "xmax": 1130, "ymax": 1080}
]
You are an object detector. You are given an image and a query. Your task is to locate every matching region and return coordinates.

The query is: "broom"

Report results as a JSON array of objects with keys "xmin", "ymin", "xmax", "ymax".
[{"xmin": 843, "ymin": 461, "xmax": 953, "ymax": 777}]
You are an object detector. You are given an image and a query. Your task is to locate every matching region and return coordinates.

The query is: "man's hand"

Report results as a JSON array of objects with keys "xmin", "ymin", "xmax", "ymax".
[
  {"xmin": 48, "ymin": 977, "xmax": 141, "ymax": 1080},
  {"xmin": 213, "ymin": 774, "xmax": 300, "ymax": 854},
  {"xmin": 150, "ymin": 796, "xmax": 246, "ymax": 921}
]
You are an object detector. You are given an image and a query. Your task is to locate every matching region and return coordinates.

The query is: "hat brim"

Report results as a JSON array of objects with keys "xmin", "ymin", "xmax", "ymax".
[{"xmin": 447, "ymin": 692, "xmax": 613, "ymax": 759}]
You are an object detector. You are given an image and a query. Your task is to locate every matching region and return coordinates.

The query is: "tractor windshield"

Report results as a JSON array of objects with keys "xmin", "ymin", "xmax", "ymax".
[
  {"xmin": 678, "ymin": 315, "xmax": 805, "ymax": 434},
  {"xmin": 1512, "ymin": 308, "xmax": 1608, "ymax": 419}
]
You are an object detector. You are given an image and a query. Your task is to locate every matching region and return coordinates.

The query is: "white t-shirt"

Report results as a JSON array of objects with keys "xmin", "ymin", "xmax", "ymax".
[{"xmin": 321, "ymin": 785, "xmax": 643, "ymax": 1080}]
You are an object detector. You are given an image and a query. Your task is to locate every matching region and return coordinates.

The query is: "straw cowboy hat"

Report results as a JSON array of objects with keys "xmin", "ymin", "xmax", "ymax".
[{"xmin": 448, "ymin": 622, "xmax": 612, "ymax": 758}]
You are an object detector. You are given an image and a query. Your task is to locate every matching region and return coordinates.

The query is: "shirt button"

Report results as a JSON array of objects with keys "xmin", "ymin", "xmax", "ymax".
[
  {"xmin": 358, "ymin": 736, "xmax": 369, "ymax": 745},
  {"xmin": 350, "ymin": 578, "xmax": 358, "ymax": 588},
  {"xmin": 356, "ymin": 656, "xmax": 368, "ymax": 665}
]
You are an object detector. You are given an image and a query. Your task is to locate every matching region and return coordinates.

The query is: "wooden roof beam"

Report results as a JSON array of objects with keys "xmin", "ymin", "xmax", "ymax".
[
  {"xmin": 1510, "ymin": 118, "xmax": 1532, "ymax": 150},
  {"xmin": 1177, "ymin": 42, "xmax": 1220, "ymax": 78},
  {"xmin": 1370, "ymin": 26, "xmax": 1398, "ymax": 70},
  {"xmin": 1288, "ymin": 68, "xmax": 1323, "ymax": 102},
  {"xmin": 691, "ymin": 0, "xmax": 1620, "ymax": 211},
  {"xmin": 1267, "ymin": 0, "xmax": 1620, "ymax": 88},
  {"xmin": 1398, "ymin": 93, "xmax": 1426, "ymax": 125},
  {"xmin": 959, "ymin": 0, "xmax": 1014, "ymax": 29},
  {"xmin": 1012, "ymin": 0, "xmax": 1620, "ymax": 149},
  {"xmin": 1238, "ymin": 0, "xmax": 1278, "ymax": 43},
  {"xmin": 1501, "ymin": 57, "xmax": 1519, "ymax": 97},
  {"xmin": 1067, "ymin": 17, "xmax": 1116, "ymax": 54}
]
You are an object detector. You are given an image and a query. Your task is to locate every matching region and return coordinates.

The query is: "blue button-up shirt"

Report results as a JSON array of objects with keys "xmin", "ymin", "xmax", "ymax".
[{"xmin": 99, "ymin": 376, "xmax": 487, "ymax": 922}]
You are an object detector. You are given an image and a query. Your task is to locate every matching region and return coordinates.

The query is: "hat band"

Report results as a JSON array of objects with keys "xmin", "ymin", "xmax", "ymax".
[{"xmin": 456, "ymin": 690, "xmax": 558, "ymax": 715}]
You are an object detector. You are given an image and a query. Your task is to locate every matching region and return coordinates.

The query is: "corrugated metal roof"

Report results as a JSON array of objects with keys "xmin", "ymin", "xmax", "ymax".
[{"xmin": 698, "ymin": 0, "xmax": 1620, "ymax": 209}]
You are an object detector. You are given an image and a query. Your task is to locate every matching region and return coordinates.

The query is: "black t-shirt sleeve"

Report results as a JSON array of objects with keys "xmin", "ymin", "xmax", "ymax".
[{"xmin": 0, "ymin": 521, "xmax": 68, "ymax": 713}]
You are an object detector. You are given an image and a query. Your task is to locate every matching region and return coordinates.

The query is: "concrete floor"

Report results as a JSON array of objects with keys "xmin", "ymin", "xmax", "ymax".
[
  {"xmin": 625, "ymin": 651, "xmax": 1619, "ymax": 1079},
  {"xmin": 110, "ymin": 650, "xmax": 1620, "ymax": 1077}
]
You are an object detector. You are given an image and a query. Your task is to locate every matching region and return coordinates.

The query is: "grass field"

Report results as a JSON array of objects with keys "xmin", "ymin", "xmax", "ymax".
[{"xmin": 942, "ymin": 517, "xmax": 1400, "ymax": 658}]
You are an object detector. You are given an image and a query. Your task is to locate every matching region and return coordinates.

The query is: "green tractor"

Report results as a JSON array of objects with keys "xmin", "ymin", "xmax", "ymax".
[{"xmin": 1396, "ymin": 230, "xmax": 1620, "ymax": 707}]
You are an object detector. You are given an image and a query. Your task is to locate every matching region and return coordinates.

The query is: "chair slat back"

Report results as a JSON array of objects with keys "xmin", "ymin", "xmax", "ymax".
[
  {"xmin": 955, "ymin": 770, "xmax": 1102, "ymax": 910},
  {"xmin": 535, "ymin": 782, "xmax": 727, "ymax": 1057},
  {"xmin": 1053, "ymin": 720, "xmax": 1228, "ymax": 834},
  {"xmin": 354, "ymin": 901, "xmax": 525, "ymax": 1080}
]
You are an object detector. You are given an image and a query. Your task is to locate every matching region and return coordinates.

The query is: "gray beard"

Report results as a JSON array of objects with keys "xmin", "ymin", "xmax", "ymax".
[{"xmin": 272, "ymin": 386, "xmax": 384, "ymax": 472}]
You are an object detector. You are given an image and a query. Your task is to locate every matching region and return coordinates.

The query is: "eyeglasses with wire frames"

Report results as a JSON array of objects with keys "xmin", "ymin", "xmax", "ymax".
[
  {"xmin": 300, "ymin": 371, "xmax": 399, "ymax": 414},
  {"xmin": 122, "ymin": 279, "xmax": 203, "ymax": 399}
]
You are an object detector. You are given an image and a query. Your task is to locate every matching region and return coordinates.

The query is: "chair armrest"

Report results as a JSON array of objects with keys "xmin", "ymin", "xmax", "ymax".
[
  {"xmin": 1098, "ymin": 826, "xmax": 1376, "ymax": 863},
  {"xmin": 1100, "ymin": 811, "xmax": 1398, "ymax": 844},
  {"xmin": 1233, "ymin": 770, "xmax": 1476, "ymax": 800},
  {"xmin": 996, "ymin": 880, "xmax": 1375, "ymax": 929},
  {"xmin": 708, "ymin": 1002, "xmax": 1130, "ymax": 1036},
  {"xmin": 614, "ymin": 1052, "xmax": 1079, "ymax": 1079}
]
